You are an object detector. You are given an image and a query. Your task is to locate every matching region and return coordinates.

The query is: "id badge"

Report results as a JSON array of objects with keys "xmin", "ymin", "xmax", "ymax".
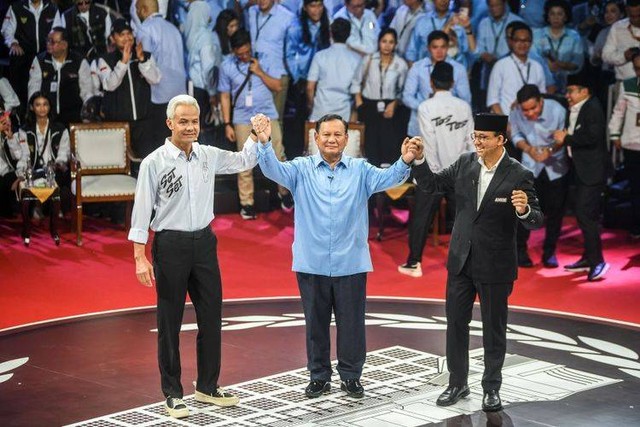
[
  {"xmin": 636, "ymin": 112, "xmax": 640, "ymax": 127},
  {"xmin": 245, "ymin": 94, "xmax": 253, "ymax": 107},
  {"xmin": 50, "ymin": 82, "xmax": 58, "ymax": 92},
  {"xmin": 377, "ymin": 101, "xmax": 385, "ymax": 113}
]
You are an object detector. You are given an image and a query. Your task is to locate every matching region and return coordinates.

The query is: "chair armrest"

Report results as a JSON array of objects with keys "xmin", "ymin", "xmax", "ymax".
[
  {"xmin": 127, "ymin": 146, "xmax": 142, "ymax": 164},
  {"xmin": 70, "ymin": 152, "xmax": 81, "ymax": 179}
]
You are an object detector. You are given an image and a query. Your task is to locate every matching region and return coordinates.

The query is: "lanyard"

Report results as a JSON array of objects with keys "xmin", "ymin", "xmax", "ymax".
[
  {"xmin": 379, "ymin": 57, "xmax": 391, "ymax": 99},
  {"xmin": 348, "ymin": 12, "xmax": 365, "ymax": 40},
  {"xmin": 235, "ymin": 61, "xmax": 253, "ymax": 93},
  {"xmin": 546, "ymin": 34, "xmax": 566, "ymax": 60},
  {"xmin": 430, "ymin": 13, "xmax": 450, "ymax": 31},
  {"xmin": 398, "ymin": 9, "xmax": 420, "ymax": 41},
  {"xmin": 510, "ymin": 56, "xmax": 530, "ymax": 85},
  {"xmin": 254, "ymin": 12, "xmax": 272, "ymax": 42},
  {"xmin": 490, "ymin": 17, "xmax": 507, "ymax": 54}
]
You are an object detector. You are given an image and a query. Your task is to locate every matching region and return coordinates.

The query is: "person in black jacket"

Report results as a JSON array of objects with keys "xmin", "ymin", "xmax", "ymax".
[
  {"xmin": 411, "ymin": 113, "xmax": 543, "ymax": 413},
  {"xmin": 61, "ymin": 0, "xmax": 112, "ymax": 62},
  {"xmin": 553, "ymin": 73, "xmax": 611, "ymax": 281}
]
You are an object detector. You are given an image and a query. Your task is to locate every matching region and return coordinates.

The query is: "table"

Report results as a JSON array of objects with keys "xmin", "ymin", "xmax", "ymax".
[{"xmin": 19, "ymin": 184, "xmax": 61, "ymax": 246}]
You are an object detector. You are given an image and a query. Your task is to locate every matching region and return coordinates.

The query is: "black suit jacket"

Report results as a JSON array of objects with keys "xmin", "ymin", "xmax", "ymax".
[
  {"xmin": 563, "ymin": 96, "xmax": 610, "ymax": 186},
  {"xmin": 413, "ymin": 151, "xmax": 543, "ymax": 283}
]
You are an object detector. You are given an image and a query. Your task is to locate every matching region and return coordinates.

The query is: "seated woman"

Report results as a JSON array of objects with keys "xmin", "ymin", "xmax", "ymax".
[{"xmin": 19, "ymin": 92, "xmax": 71, "ymax": 214}]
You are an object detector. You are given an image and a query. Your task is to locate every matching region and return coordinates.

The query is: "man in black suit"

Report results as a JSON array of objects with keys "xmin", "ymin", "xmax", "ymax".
[
  {"xmin": 411, "ymin": 113, "xmax": 543, "ymax": 412},
  {"xmin": 553, "ymin": 74, "xmax": 610, "ymax": 281}
]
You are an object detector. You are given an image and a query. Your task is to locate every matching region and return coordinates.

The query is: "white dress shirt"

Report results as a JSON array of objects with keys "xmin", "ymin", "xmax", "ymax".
[
  {"xmin": 602, "ymin": 18, "xmax": 640, "ymax": 81},
  {"xmin": 351, "ymin": 52, "xmax": 408, "ymax": 100},
  {"xmin": 487, "ymin": 54, "xmax": 546, "ymax": 114}
]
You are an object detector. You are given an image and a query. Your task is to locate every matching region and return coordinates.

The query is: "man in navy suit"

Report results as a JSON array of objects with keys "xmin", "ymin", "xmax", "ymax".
[{"xmin": 411, "ymin": 113, "xmax": 543, "ymax": 412}]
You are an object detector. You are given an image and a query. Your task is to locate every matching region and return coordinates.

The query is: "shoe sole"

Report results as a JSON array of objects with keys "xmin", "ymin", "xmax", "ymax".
[
  {"xmin": 165, "ymin": 405, "xmax": 189, "ymax": 418},
  {"xmin": 194, "ymin": 390, "xmax": 240, "ymax": 407},
  {"xmin": 305, "ymin": 383, "xmax": 331, "ymax": 398},
  {"xmin": 564, "ymin": 267, "xmax": 590, "ymax": 272},
  {"xmin": 589, "ymin": 263, "xmax": 610, "ymax": 281},
  {"xmin": 397, "ymin": 267, "xmax": 423, "ymax": 278},
  {"xmin": 436, "ymin": 388, "xmax": 470, "ymax": 407},
  {"xmin": 340, "ymin": 384, "xmax": 364, "ymax": 398}
]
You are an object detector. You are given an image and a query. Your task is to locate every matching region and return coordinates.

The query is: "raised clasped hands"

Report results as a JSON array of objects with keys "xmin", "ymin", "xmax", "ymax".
[
  {"xmin": 250, "ymin": 113, "xmax": 271, "ymax": 143},
  {"xmin": 401, "ymin": 136, "xmax": 424, "ymax": 164}
]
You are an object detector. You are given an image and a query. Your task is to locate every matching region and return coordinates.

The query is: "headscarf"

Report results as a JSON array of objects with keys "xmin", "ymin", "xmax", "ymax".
[{"xmin": 184, "ymin": 1, "xmax": 212, "ymax": 55}]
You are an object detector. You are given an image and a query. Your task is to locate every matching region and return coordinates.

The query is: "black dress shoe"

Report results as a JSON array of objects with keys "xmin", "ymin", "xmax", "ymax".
[
  {"xmin": 542, "ymin": 254, "xmax": 558, "ymax": 268},
  {"xmin": 305, "ymin": 380, "xmax": 330, "ymax": 398},
  {"xmin": 517, "ymin": 251, "xmax": 534, "ymax": 268},
  {"xmin": 340, "ymin": 379, "xmax": 364, "ymax": 398},
  {"xmin": 482, "ymin": 389, "xmax": 502, "ymax": 412},
  {"xmin": 436, "ymin": 384, "xmax": 470, "ymax": 406},
  {"xmin": 588, "ymin": 262, "xmax": 610, "ymax": 281},
  {"xmin": 564, "ymin": 258, "xmax": 590, "ymax": 272}
]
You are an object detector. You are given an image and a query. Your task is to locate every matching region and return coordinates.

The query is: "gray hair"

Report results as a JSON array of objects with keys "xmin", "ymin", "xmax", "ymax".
[{"xmin": 166, "ymin": 94, "xmax": 200, "ymax": 120}]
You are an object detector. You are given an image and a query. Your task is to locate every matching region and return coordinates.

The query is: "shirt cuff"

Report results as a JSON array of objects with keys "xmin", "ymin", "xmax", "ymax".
[
  {"xmin": 128, "ymin": 228, "xmax": 149, "ymax": 244},
  {"xmin": 516, "ymin": 204, "xmax": 531, "ymax": 219},
  {"xmin": 257, "ymin": 139, "xmax": 273, "ymax": 152},
  {"xmin": 412, "ymin": 156, "xmax": 426, "ymax": 166}
]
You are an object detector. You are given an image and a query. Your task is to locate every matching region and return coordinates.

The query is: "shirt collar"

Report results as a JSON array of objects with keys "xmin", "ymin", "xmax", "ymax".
[
  {"xmin": 570, "ymin": 97, "xmax": 589, "ymax": 113},
  {"xmin": 164, "ymin": 139, "xmax": 200, "ymax": 160},
  {"xmin": 312, "ymin": 151, "xmax": 348, "ymax": 169},
  {"xmin": 477, "ymin": 147, "xmax": 506, "ymax": 172},
  {"xmin": 510, "ymin": 53, "xmax": 530, "ymax": 66}
]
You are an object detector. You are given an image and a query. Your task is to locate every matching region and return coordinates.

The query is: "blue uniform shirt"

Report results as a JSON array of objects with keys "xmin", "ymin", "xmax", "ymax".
[
  {"xmin": 405, "ymin": 12, "xmax": 468, "ymax": 63},
  {"xmin": 218, "ymin": 55, "xmax": 279, "ymax": 124},
  {"xmin": 248, "ymin": 4, "xmax": 294, "ymax": 77},
  {"xmin": 333, "ymin": 7, "xmax": 380, "ymax": 56},
  {"xmin": 402, "ymin": 57, "xmax": 471, "ymax": 136},
  {"xmin": 509, "ymin": 98, "xmax": 569, "ymax": 180},
  {"xmin": 257, "ymin": 141, "xmax": 410, "ymax": 276},
  {"xmin": 285, "ymin": 18, "xmax": 328, "ymax": 83}
]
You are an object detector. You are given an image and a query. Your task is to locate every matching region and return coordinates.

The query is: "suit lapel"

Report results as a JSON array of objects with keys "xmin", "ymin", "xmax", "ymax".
[
  {"xmin": 470, "ymin": 158, "xmax": 480, "ymax": 211},
  {"xmin": 474, "ymin": 156, "xmax": 512, "ymax": 220}
]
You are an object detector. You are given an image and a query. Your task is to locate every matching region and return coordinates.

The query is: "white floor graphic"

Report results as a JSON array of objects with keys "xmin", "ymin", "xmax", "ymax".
[{"xmin": 66, "ymin": 346, "xmax": 621, "ymax": 427}]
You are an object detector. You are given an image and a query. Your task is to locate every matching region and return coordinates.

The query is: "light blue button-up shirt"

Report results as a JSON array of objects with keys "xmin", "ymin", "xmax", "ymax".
[
  {"xmin": 402, "ymin": 57, "xmax": 471, "ymax": 136},
  {"xmin": 533, "ymin": 27, "xmax": 585, "ymax": 91},
  {"xmin": 248, "ymin": 4, "xmax": 294, "ymax": 77},
  {"xmin": 135, "ymin": 13, "xmax": 187, "ymax": 104},
  {"xmin": 405, "ymin": 12, "xmax": 468, "ymax": 63},
  {"xmin": 285, "ymin": 18, "xmax": 328, "ymax": 83},
  {"xmin": 509, "ymin": 97, "xmax": 569, "ymax": 181},
  {"xmin": 333, "ymin": 7, "xmax": 379, "ymax": 56},
  {"xmin": 307, "ymin": 42, "xmax": 361, "ymax": 121},
  {"xmin": 128, "ymin": 138, "xmax": 258, "ymax": 244},
  {"xmin": 218, "ymin": 55, "xmax": 279, "ymax": 124},
  {"xmin": 518, "ymin": 0, "xmax": 545, "ymax": 29},
  {"xmin": 257, "ymin": 141, "xmax": 410, "ymax": 276}
]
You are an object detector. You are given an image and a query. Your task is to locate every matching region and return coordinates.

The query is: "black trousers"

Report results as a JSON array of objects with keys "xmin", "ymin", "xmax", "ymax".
[
  {"xmin": 358, "ymin": 98, "xmax": 402, "ymax": 167},
  {"xmin": 574, "ymin": 179, "xmax": 606, "ymax": 266},
  {"xmin": 0, "ymin": 171, "xmax": 18, "ymax": 217},
  {"xmin": 517, "ymin": 169, "xmax": 569, "ymax": 258},
  {"xmin": 624, "ymin": 149, "xmax": 640, "ymax": 234},
  {"xmin": 445, "ymin": 254, "xmax": 513, "ymax": 391},
  {"xmin": 296, "ymin": 272, "xmax": 367, "ymax": 382},
  {"xmin": 152, "ymin": 227, "xmax": 222, "ymax": 398},
  {"xmin": 405, "ymin": 190, "xmax": 447, "ymax": 265}
]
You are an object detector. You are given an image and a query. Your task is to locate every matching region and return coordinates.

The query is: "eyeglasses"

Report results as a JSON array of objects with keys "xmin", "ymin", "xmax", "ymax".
[
  {"xmin": 512, "ymin": 38, "xmax": 532, "ymax": 44},
  {"xmin": 470, "ymin": 133, "xmax": 496, "ymax": 143},
  {"xmin": 46, "ymin": 39, "xmax": 64, "ymax": 45}
]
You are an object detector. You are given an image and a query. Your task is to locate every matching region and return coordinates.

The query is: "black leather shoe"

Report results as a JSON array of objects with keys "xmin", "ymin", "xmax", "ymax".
[
  {"xmin": 588, "ymin": 262, "xmax": 610, "ymax": 281},
  {"xmin": 436, "ymin": 384, "xmax": 470, "ymax": 406},
  {"xmin": 340, "ymin": 379, "xmax": 364, "ymax": 398},
  {"xmin": 564, "ymin": 258, "xmax": 590, "ymax": 272},
  {"xmin": 517, "ymin": 251, "xmax": 534, "ymax": 268},
  {"xmin": 542, "ymin": 254, "xmax": 558, "ymax": 268},
  {"xmin": 305, "ymin": 380, "xmax": 330, "ymax": 398},
  {"xmin": 482, "ymin": 389, "xmax": 502, "ymax": 412}
]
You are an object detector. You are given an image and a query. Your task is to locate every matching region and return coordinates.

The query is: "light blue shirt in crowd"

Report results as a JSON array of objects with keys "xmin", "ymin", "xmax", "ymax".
[
  {"xmin": 405, "ymin": 12, "xmax": 468, "ymax": 63},
  {"xmin": 218, "ymin": 55, "xmax": 279, "ymax": 124},
  {"xmin": 476, "ymin": 12, "xmax": 523, "ymax": 89},
  {"xmin": 509, "ymin": 97, "xmax": 569, "ymax": 180},
  {"xmin": 136, "ymin": 13, "xmax": 186, "ymax": 104},
  {"xmin": 257, "ymin": 141, "xmax": 410, "ymax": 276},
  {"xmin": 333, "ymin": 7, "xmax": 379, "ymax": 56},
  {"xmin": 307, "ymin": 42, "xmax": 361, "ymax": 121},
  {"xmin": 533, "ymin": 27, "xmax": 585, "ymax": 91},
  {"xmin": 286, "ymin": 18, "xmax": 327, "ymax": 83},
  {"xmin": 128, "ymin": 138, "xmax": 258, "ymax": 244},
  {"xmin": 248, "ymin": 4, "xmax": 294, "ymax": 77},
  {"xmin": 402, "ymin": 57, "xmax": 471, "ymax": 136},
  {"xmin": 518, "ymin": 0, "xmax": 545, "ymax": 29},
  {"xmin": 487, "ymin": 53, "xmax": 546, "ymax": 114}
]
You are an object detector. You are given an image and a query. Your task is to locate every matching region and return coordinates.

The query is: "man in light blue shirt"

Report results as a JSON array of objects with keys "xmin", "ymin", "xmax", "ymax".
[
  {"xmin": 247, "ymin": 0, "xmax": 294, "ymax": 123},
  {"xmin": 402, "ymin": 30, "xmax": 471, "ymax": 136},
  {"xmin": 333, "ymin": 0, "xmax": 380, "ymax": 56},
  {"xmin": 253, "ymin": 112, "xmax": 419, "ymax": 399},
  {"xmin": 129, "ymin": 95, "xmax": 257, "ymax": 419},
  {"xmin": 307, "ymin": 18, "xmax": 361, "ymax": 121},
  {"xmin": 133, "ymin": 0, "xmax": 187, "ymax": 147},
  {"xmin": 509, "ymin": 84, "xmax": 569, "ymax": 268}
]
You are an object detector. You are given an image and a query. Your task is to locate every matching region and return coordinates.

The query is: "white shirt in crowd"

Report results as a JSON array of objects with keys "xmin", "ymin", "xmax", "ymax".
[
  {"xmin": 487, "ymin": 53, "xmax": 546, "ymax": 114},
  {"xmin": 602, "ymin": 18, "xmax": 640, "ymax": 81},
  {"xmin": 351, "ymin": 52, "xmax": 408, "ymax": 100}
]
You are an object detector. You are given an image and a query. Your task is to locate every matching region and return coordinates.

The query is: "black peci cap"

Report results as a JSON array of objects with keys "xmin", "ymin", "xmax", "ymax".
[
  {"xmin": 474, "ymin": 113, "xmax": 508, "ymax": 133},
  {"xmin": 111, "ymin": 18, "xmax": 133, "ymax": 34}
]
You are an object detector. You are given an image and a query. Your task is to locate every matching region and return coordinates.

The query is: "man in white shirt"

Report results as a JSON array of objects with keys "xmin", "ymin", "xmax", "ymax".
[
  {"xmin": 399, "ymin": 62, "xmax": 474, "ymax": 277},
  {"xmin": 602, "ymin": 0, "xmax": 640, "ymax": 81},
  {"xmin": 487, "ymin": 21, "xmax": 545, "ymax": 116}
]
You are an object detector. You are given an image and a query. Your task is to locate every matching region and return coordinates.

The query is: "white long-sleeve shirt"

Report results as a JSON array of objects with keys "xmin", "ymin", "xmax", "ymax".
[
  {"xmin": 602, "ymin": 18, "xmax": 640, "ymax": 81},
  {"xmin": 18, "ymin": 121, "xmax": 70, "ymax": 167},
  {"xmin": 0, "ymin": 133, "xmax": 29, "ymax": 178},
  {"xmin": 609, "ymin": 77, "xmax": 640, "ymax": 152},
  {"xmin": 418, "ymin": 91, "xmax": 474, "ymax": 173},
  {"xmin": 1, "ymin": 1, "xmax": 62, "ymax": 49},
  {"xmin": 0, "ymin": 78, "xmax": 20, "ymax": 112},
  {"xmin": 487, "ymin": 54, "xmax": 546, "ymax": 114}
]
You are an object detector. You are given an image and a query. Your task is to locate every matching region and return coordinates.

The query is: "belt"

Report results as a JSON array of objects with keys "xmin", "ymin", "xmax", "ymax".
[{"xmin": 155, "ymin": 226, "xmax": 212, "ymax": 239}]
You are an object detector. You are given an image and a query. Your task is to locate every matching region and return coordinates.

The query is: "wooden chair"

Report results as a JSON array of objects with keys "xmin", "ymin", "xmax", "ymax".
[
  {"xmin": 69, "ymin": 122, "xmax": 137, "ymax": 246},
  {"xmin": 304, "ymin": 121, "xmax": 365, "ymax": 157}
]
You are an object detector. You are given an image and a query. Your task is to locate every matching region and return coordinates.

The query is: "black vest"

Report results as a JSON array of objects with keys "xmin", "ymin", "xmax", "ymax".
[
  {"xmin": 100, "ymin": 51, "xmax": 153, "ymax": 121},
  {"xmin": 1, "ymin": 136, "xmax": 18, "ymax": 172},
  {"xmin": 23, "ymin": 121, "xmax": 66, "ymax": 168},
  {"xmin": 12, "ymin": 0, "xmax": 59, "ymax": 56},
  {"xmin": 63, "ymin": 5, "xmax": 108, "ymax": 61},
  {"xmin": 36, "ymin": 51, "xmax": 84, "ymax": 115}
]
